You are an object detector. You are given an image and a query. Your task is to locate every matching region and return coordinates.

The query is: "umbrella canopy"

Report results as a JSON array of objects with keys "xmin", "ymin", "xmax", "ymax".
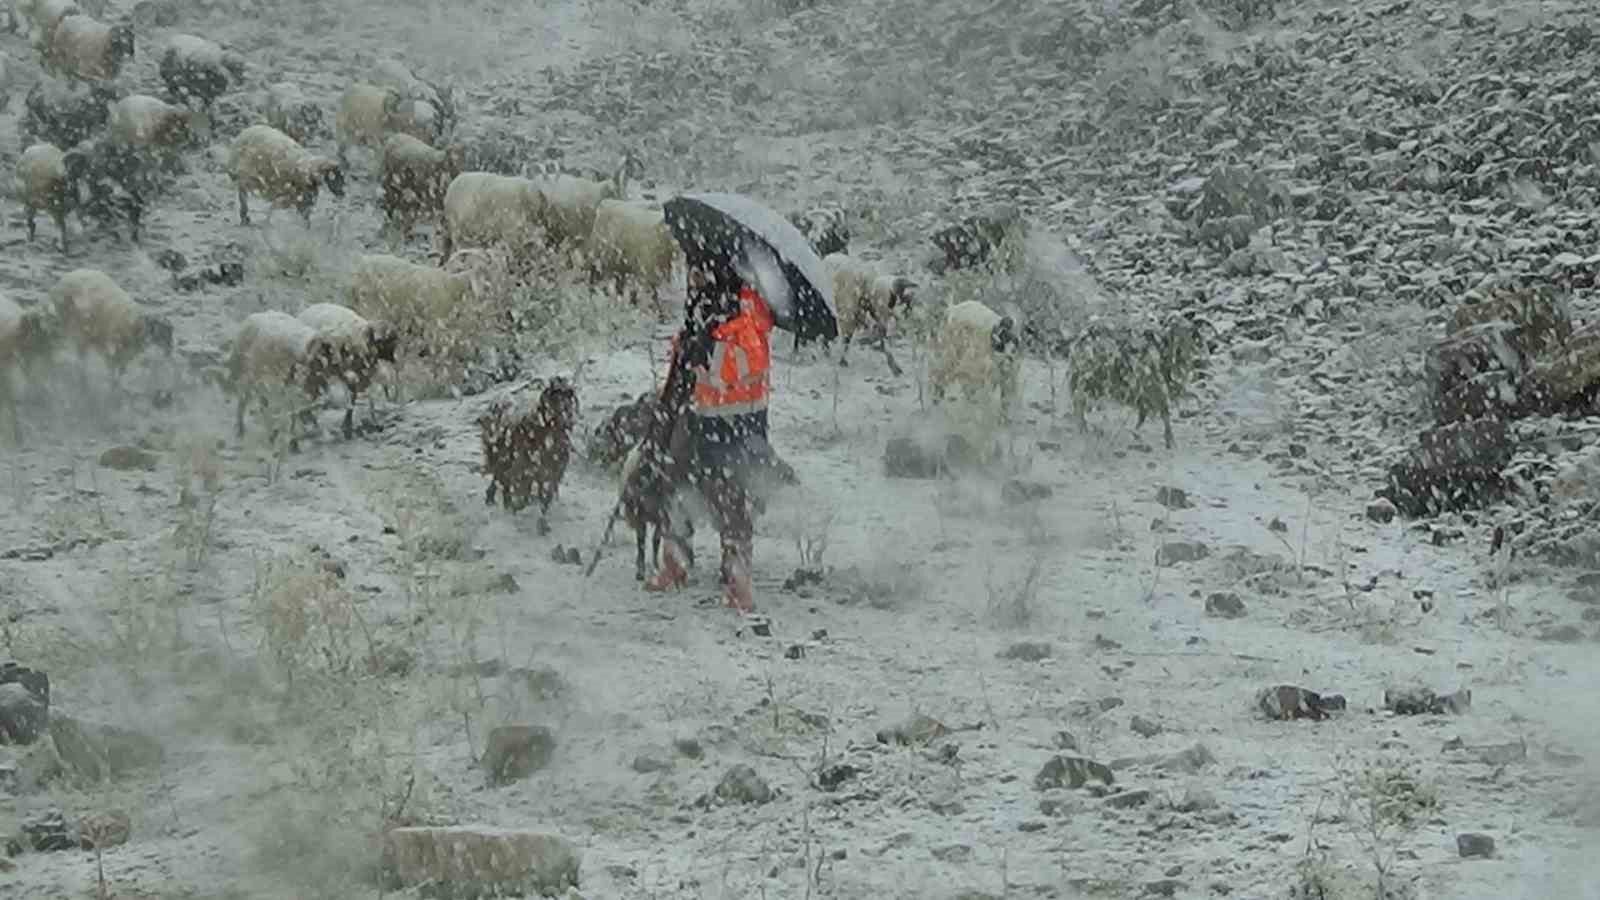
[{"xmin": 663, "ymin": 192, "xmax": 838, "ymax": 341}]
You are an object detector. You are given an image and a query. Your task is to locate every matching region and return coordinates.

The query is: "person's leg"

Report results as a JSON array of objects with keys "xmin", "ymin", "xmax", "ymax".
[{"xmin": 706, "ymin": 466, "xmax": 754, "ymax": 613}]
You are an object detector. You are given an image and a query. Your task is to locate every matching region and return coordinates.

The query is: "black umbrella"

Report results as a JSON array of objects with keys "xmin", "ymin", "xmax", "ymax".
[{"xmin": 663, "ymin": 192, "xmax": 838, "ymax": 342}]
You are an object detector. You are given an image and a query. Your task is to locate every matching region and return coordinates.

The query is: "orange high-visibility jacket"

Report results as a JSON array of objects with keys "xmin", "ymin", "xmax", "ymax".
[{"xmin": 689, "ymin": 286, "xmax": 774, "ymax": 419}]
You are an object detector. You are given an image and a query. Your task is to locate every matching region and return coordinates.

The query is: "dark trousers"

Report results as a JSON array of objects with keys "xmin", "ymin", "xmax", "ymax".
[{"xmin": 686, "ymin": 410, "xmax": 768, "ymax": 579}]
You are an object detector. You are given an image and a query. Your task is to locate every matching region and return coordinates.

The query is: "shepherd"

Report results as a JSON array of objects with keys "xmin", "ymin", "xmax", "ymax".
[{"xmin": 637, "ymin": 193, "xmax": 839, "ymax": 614}]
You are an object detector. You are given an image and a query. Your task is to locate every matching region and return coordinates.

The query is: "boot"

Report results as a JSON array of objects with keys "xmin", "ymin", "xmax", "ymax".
[
  {"xmin": 644, "ymin": 541, "xmax": 688, "ymax": 592},
  {"xmin": 722, "ymin": 540, "xmax": 754, "ymax": 614}
]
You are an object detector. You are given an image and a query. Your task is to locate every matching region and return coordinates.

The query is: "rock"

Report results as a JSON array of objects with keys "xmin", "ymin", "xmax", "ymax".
[
  {"xmin": 1381, "ymin": 418, "xmax": 1513, "ymax": 517},
  {"xmin": 1157, "ymin": 541, "xmax": 1209, "ymax": 565},
  {"xmin": 1204, "ymin": 591, "xmax": 1246, "ymax": 618},
  {"xmin": 1365, "ymin": 497, "xmax": 1398, "ymax": 524},
  {"xmin": 876, "ymin": 713, "xmax": 948, "ymax": 746},
  {"xmin": 382, "ymin": 827, "xmax": 581, "ymax": 896},
  {"xmin": 1154, "ymin": 486, "xmax": 1192, "ymax": 509},
  {"xmin": 98, "ymin": 446, "xmax": 158, "ymax": 471},
  {"xmin": 817, "ymin": 763, "xmax": 860, "ymax": 792},
  {"xmin": 1384, "ymin": 686, "xmax": 1472, "ymax": 716},
  {"xmin": 1175, "ymin": 785, "xmax": 1218, "ymax": 812},
  {"xmin": 1538, "ymin": 624, "xmax": 1585, "ymax": 643},
  {"xmin": 1456, "ymin": 833, "xmax": 1495, "ymax": 859},
  {"xmin": 506, "ymin": 666, "xmax": 567, "ymax": 701},
  {"xmin": 713, "ymin": 764, "xmax": 772, "ymax": 805},
  {"xmin": 1129, "ymin": 715, "xmax": 1162, "ymax": 738},
  {"xmin": 1001, "ymin": 479, "xmax": 1053, "ymax": 503},
  {"xmin": 1104, "ymin": 788, "xmax": 1152, "ymax": 809},
  {"xmin": 1256, "ymin": 686, "xmax": 1345, "ymax": 722},
  {"xmin": 883, "ymin": 436, "xmax": 942, "ymax": 479},
  {"xmin": 928, "ymin": 207, "xmax": 1021, "ymax": 272},
  {"xmin": 672, "ymin": 737, "xmax": 703, "ymax": 760},
  {"xmin": 1052, "ymin": 730, "xmax": 1079, "ymax": 751},
  {"xmin": 492, "ymin": 572, "xmax": 520, "ymax": 593},
  {"xmin": 932, "ymin": 843, "xmax": 972, "ymax": 862},
  {"xmin": 998, "ymin": 641, "xmax": 1052, "ymax": 662},
  {"xmin": 365, "ymin": 642, "xmax": 415, "ymax": 678},
  {"xmin": 1034, "ymin": 755, "xmax": 1115, "ymax": 791},
  {"xmin": 22, "ymin": 809, "xmax": 74, "ymax": 851},
  {"xmin": 78, "ymin": 810, "xmax": 130, "ymax": 849},
  {"xmin": 482, "ymin": 725, "xmax": 556, "ymax": 786},
  {"xmin": 630, "ymin": 751, "xmax": 671, "ymax": 774},
  {"xmin": 48, "ymin": 716, "xmax": 163, "ymax": 783},
  {"xmin": 1158, "ymin": 743, "xmax": 1217, "ymax": 774},
  {"xmin": 152, "ymin": 248, "xmax": 186, "ymax": 272},
  {"xmin": 0, "ymin": 683, "xmax": 47, "ymax": 746}
]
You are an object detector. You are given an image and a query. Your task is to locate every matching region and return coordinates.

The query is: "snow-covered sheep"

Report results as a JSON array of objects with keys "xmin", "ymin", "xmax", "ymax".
[
  {"xmin": 42, "ymin": 14, "xmax": 133, "ymax": 81},
  {"xmin": 370, "ymin": 57, "xmax": 453, "ymax": 134},
  {"xmin": 334, "ymin": 82, "xmax": 441, "ymax": 165},
  {"xmin": 15, "ymin": 142, "xmax": 89, "ymax": 252},
  {"xmin": 158, "ymin": 34, "xmax": 245, "ymax": 111},
  {"xmin": 379, "ymin": 133, "xmax": 464, "ymax": 240},
  {"xmin": 0, "ymin": 292, "xmax": 56, "ymax": 442},
  {"xmin": 225, "ymin": 310, "xmax": 333, "ymax": 447},
  {"xmin": 227, "ymin": 124, "xmax": 346, "ymax": 224},
  {"xmin": 108, "ymin": 93, "xmax": 198, "ymax": 152},
  {"xmin": 821, "ymin": 251, "xmax": 916, "ymax": 369},
  {"xmin": 346, "ymin": 251, "xmax": 507, "ymax": 364},
  {"xmin": 21, "ymin": 76, "xmax": 117, "ymax": 148},
  {"xmin": 49, "ymin": 268, "xmax": 173, "ymax": 388},
  {"xmin": 439, "ymin": 171, "xmax": 547, "ymax": 264},
  {"xmin": 929, "ymin": 299, "xmax": 1022, "ymax": 416},
  {"xmin": 790, "ymin": 206, "xmax": 849, "ymax": 257},
  {"xmin": 532, "ymin": 172, "xmax": 620, "ymax": 250},
  {"xmin": 77, "ymin": 137, "xmax": 149, "ymax": 243},
  {"xmin": 585, "ymin": 199, "xmax": 676, "ymax": 308},
  {"xmin": 295, "ymin": 303, "xmax": 397, "ymax": 440},
  {"xmin": 477, "ymin": 377, "xmax": 580, "ymax": 534},
  {"xmin": 263, "ymin": 81, "xmax": 324, "ymax": 144}
]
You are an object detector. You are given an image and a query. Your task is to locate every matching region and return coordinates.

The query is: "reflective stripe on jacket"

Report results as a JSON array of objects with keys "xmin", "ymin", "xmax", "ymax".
[{"xmin": 692, "ymin": 286, "xmax": 774, "ymax": 419}]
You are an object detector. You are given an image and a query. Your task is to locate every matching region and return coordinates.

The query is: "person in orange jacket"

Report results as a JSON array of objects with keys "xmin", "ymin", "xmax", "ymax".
[{"xmin": 645, "ymin": 248, "xmax": 774, "ymax": 613}]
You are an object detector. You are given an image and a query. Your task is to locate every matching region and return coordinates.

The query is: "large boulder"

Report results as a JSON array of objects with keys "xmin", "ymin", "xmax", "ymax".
[
  {"xmin": 1525, "ymin": 322, "xmax": 1600, "ymax": 415},
  {"xmin": 48, "ymin": 716, "xmax": 164, "ymax": 784},
  {"xmin": 0, "ymin": 663, "xmax": 50, "ymax": 745},
  {"xmin": 1381, "ymin": 418, "xmax": 1514, "ymax": 517},
  {"xmin": 381, "ymin": 827, "xmax": 580, "ymax": 897}
]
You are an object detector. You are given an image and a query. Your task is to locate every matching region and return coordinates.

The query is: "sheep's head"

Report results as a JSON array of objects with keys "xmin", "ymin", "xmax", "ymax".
[
  {"xmin": 379, "ymin": 88, "xmax": 404, "ymax": 116},
  {"xmin": 442, "ymin": 143, "xmax": 468, "ymax": 179},
  {"xmin": 142, "ymin": 315, "xmax": 175, "ymax": 356},
  {"xmin": 221, "ymin": 52, "xmax": 247, "ymax": 82},
  {"xmin": 991, "ymin": 315, "xmax": 1020, "ymax": 356},
  {"xmin": 365, "ymin": 320, "xmax": 399, "ymax": 364},
  {"xmin": 61, "ymin": 147, "xmax": 92, "ymax": 183},
  {"xmin": 538, "ymin": 377, "xmax": 580, "ymax": 433},
  {"xmin": 316, "ymin": 159, "xmax": 346, "ymax": 198},
  {"xmin": 888, "ymin": 277, "xmax": 917, "ymax": 311},
  {"xmin": 108, "ymin": 26, "xmax": 135, "ymax": 68}
]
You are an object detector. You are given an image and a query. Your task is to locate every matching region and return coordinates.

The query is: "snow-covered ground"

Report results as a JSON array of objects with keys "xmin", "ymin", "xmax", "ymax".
[{"xmin": 1, "ymin": 0, "xmax": 1597, "ymax": 898}]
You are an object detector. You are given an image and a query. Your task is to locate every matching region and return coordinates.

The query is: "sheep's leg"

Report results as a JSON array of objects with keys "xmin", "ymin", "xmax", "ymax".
[
  {"xmin": 24, "ymin": 204, "xmax": 37, "ymax": 243},
  {"xmin": 53, "ymin": 209, "xmax": 69, "ymax": 254},
  {"xmin": 838, "ymin": 333, "xmax": 852, "ymax": 367},
  {"xmin": 484, "ymin": 477, "xmax": 497, "ymax": 506},
  {"xmin": 236, "ymin": 183, "xmax": 250, "ymax": 226},
  {"xmin": 1162, "ymin": 411, "xmax": 1174, "ymax": 450},
  {"xmin": 635, "ymin": 524, "xmax": 648, "ymax": 581},
  {"xmin": 439, "ymin": 227, "xmax": 453, "ymax": 265},
  {"xmin": 235, "ymin": 390, "xmax": 248, "ymax": 438}
]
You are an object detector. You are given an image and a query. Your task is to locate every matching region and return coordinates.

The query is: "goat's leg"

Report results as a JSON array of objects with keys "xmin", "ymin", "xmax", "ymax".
[
  {"xmin": 236, "ymin": 182, "xmax": 250, "ymax": 226},
  {"xmin": 1162, "ymin": 411, "xmax": 1174, "ymax": 450},
  {"xmin": 537, "ymin": 493, "xmax": 552, "ymax": 536},
  {"xmin": 484, "ymin": 477, "xmax": 497, "ymax": 506},
  {"xmin": 341, "ymin": 395, "xmax": 356, "ymax": 440},
  {"xmin": 638, "ymin": 524, "xmax": 651, "ymax": 581},
  {"xmin": 235, "ymin": 390, "xmax": 248, "ymax": 438}
]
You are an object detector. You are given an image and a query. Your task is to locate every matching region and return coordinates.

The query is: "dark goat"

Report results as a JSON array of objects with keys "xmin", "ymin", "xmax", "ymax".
[
  {"xmin": 478, "ymin": 378, "xmax": 580, "ymax": 534},
  {"xmin": 23, "ymin": 78, "xmax": 118, "ymax": 148},
  {"xmin": 587, "ymin": 391, "xmax": 656, "ymax": 471},
  {"xmin": 78, "ymin": 138, "xmax": 152, "ymax": 244}
]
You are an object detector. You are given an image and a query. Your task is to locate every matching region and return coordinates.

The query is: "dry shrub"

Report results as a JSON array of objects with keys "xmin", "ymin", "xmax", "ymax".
[{"xmin": 250, "ymin": 552, "xmax": 371, "ymax": 689}]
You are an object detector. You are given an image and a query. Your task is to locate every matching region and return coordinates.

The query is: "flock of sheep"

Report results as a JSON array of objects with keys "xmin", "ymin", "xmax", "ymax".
[{"xmin": 0, "ymin": 0, "xmax": 1172, "ymax": 585}]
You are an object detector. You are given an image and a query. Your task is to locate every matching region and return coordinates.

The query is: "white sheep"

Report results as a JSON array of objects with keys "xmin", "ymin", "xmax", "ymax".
[
  {"xmin": 335, "ymin": 82, "xmax": 441, "ymax": 166},
  {"xmin": 295, "ymin": 302, "xmax": 397, "ymax": 439},
  {"xmin": 108, "ymin": 94, "xmax": 197, "ymax": 152},
  {"xmin": 0, "ymin": 292, "xmax": 56, "ymax": 442},
  {"xmin": 42, "ymin": 14, "xmax": 133, "ymax": 81},
  {"xmin": 49, "ymin": 268, "xmax": 173, "ymax": 394},
  {"xmin": 930, "ymin": 299, "xmax": 1022, "ymax": 416},
  {"xmin": 159, "ymin": 34, "xmax": 245, "ymax": 111},
  {"xmin": 821, "ymin": 251, "xmax": 916, "ymax": 369},
  {"xmin": 225, "ymin": 310, "xmax": 330, "ymax": 448},
  {"xmin": 439, "ymin": 171, "xmax": 547, "ymax": 264},
  {"xmin": 347, "ymin": 251, "xmax": 507, "ymax": 366},
  {"xmin": 532, "ymin": 172, "xmax": 620, "ymax": 250},
  {"xmin": 228, "ymin": 124, "xmax": 346, "ymax": 225},
  {"xmin": 15, "ymin": 142, "xmax": 89, "ymax": 252},
  {"xmin": 379, "ymin": 132, "xmax": 464, "ymax": 241},
  {"xmin": 370, "ymin": 57, "xmax": 452, "ymax": 129},
  {"xmin": 585, "ymin": 198, "xmax": 676, "ymax": 309},
  {"xmin": 263, "ymin": 81, "xmax": 324, "ymax": 144}
]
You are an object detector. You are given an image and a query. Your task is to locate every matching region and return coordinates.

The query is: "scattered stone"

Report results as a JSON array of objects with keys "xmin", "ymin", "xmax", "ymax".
[
  {"xmin": 0, "ymin": 682, "xmax": 48, "ymax": 745},
  {"xmin": 1204, "ymin": 591, "xmax": 1246, "ymax": 618},
  {"xmin": 932, "ymin": 843, "xmax": 973, "ymax": 862},
  {"xmin": 713, "ymin": 764, "xmax": 773, "ymax": 805},
  {"xmin": 1034, "ymin": 755, "xmax": 1115, "ymax": 791},
  {"xmin": 365, "ymin": 642, "xmax": 416, "ymax": 678},
  {"xmin": 1382, "ymin": 418, "xmax": 1513, "ymax": 517},
  {"xmin": 998, "ymin": 641, "xmax": 1052, "ymax": 662},
  {"xmin": 98, "ymin": 446, "xmax": 158, "ymax": 471},
  {"xmin": 130, "ymin": 0, "xmax": 180, "ymax": 29},
  {"xmin": 1384, "ymin": 686, "xmax": 1472, "ymax": 716},
  {"xmin": 1256, "ymin": 685, "xmax": 1345, "ymax": 721},
  {"xmin": 630, "ymin": 751, "xmax": 672, "ymax": 774},
  {"xmin": 1001, "ymin": 479, "xmax": 1053, "ymax": 503},
  {"xmin": 1129, "ymin": 715, "xmax": 1162, "ymax": 738},
  {"xmin": 1538, "ymin": 624, "xmax": 1585, "ymax": 643},
  {"xmin": 1017, "ymin": 820, "xmax": 1046, "ymax": 833},
  {"xmin": 1098, "ymin": 697, "xmax": 1125, "ymax": 712},
  {"xmin": 876, "ymin": 713, "xmax": 949, "ymax": 746},
  {"xmin": 1154, "ymin": 486, "xmax": 1192, "ymax": 509},
  {"xmin": 1158, "ymin": 743, "xmax": 1218, "ymax": 774},
  {"xmin": 482, "ymin": 725, "xmax": 556, "ymax": 786},
  {"xmin": 1457, "ymin": 833, "xmax": 1495, "ymax": 859},
  {"xmin": 78, "ymin": 810, "xmax": 131, "ymax": 849},
  {"xmin": 1143, "ymin": 879, "xmax": 1184, "ymax": 897},
  {"xmin": 492, "ymin": 573, "xmax": 520, "ymax": 593},
  {"xmin": 1366, "ymin": 497, "xmax": 1398, "ymax": 523},
  {"xmin": 1104, "ymin": 788, "xmax": 1152, "ymax": 809},
  {"xmin": 1175, "ymin": 785, "xmax": 1218, "ymax": 812},
  {"xmin": 817, "ymin": 763, "xmax": 860, "ymax": 792},
  {"xmin": 1268, "ymin": 517, "xmax": 1288, "ymax": 532},
  {"xmin": 507, "ymin": 665, "xmax": 567, "ymax": 701},
  {"xmin": 382, "ymin": 827, "xmax": 581, "ymax": 896},
  {"xmin": 672, "ymin": 737, "xmax": 703, "ymax": 760},
  {"xmin": 883, "ymin": 436, "xmax": 942, "ymax": 479},
  {"xmin": 1157, "ymin": 541, "xmax": 1210, "ymax": 565},
  {"xmin": 22, "ymin": 809, "xmax": 74, "ymax": 851},
  {"xmin": 48, "ymin": 716, "xmax": 163, "ymax": 782},
  {"xmin": 1038, "ymin": 794, "xmax": 1079, "ymax": 817},
  {"xmin": 1053, "ymin": 730, "xmax": 1079, "ymax": 751}
]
